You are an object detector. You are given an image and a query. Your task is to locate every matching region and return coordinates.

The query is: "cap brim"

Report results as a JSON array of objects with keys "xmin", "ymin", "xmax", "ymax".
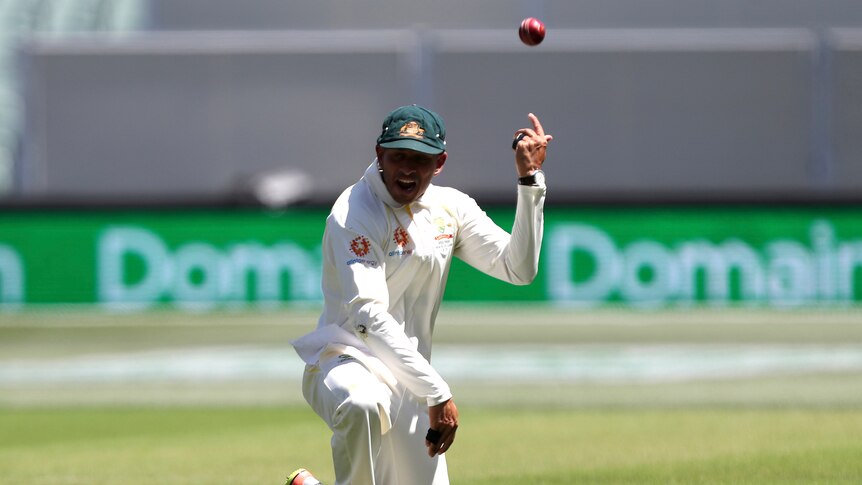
[{"xmin": 378, "ymin": 139, "xmax": 444, "ymax": 155}]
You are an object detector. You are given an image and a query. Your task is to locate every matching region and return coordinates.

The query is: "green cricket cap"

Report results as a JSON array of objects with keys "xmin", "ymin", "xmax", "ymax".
[{"xmin": 376, "ymin": 105, "xmax": 446, "ymax": 154}]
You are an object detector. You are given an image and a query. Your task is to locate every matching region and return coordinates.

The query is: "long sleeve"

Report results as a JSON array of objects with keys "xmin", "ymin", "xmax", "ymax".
[
  {"xmin": 292, "ymin": 162, "xmax": 542, "ymax": 407},
  {"xmin": 324, "ymin": 218, "xmax": 452, "ymax": 406},
  {"xmin": 453, "ymin": 184, "xmax": 546, "ymax": 284}
]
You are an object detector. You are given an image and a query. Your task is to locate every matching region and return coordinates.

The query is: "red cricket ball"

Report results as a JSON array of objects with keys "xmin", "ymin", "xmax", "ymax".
[{"xmin": 519, "ymin": 17, "xmax": 545, "ymax": 46}]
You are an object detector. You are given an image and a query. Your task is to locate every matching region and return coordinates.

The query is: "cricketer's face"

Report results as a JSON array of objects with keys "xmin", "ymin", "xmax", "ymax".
[{"xmin": 376, "ymin": 147, "xmax": 446, "ymax": 206}]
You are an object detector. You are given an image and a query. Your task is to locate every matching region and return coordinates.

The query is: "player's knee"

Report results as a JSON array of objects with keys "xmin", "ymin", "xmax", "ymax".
[{"xmin": 332, "ymin": 391, "xmax": 384, "ymax": 430}]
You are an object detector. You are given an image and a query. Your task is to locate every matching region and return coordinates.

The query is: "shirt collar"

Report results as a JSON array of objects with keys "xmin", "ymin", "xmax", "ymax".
[
  {"xmin": 365, "ymin": 159, "xmax": 400, "ymax": 208},
  {"xmin": 364, "ymin": 158, "xmax": 434, "ymax": 209}
]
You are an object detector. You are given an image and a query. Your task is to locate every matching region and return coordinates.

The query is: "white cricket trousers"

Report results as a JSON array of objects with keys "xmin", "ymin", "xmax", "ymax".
[{"xmin": 302, "ymin": 353, "xmax": 450, "ymax": 485}]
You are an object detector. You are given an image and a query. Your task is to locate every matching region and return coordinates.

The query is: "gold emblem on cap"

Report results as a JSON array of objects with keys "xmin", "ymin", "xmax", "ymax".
[{"xmin": 398, "ymin": 121, "xmax": 425, "ymax": 139}]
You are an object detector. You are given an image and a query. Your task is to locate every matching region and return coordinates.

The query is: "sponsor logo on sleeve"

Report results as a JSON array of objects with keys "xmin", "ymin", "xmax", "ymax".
[
  {"xmin": 346, "ymin": 236, "xmax": 378, "ymax": 267},
  {"xmin": 350, "ymin": 236, "xmax": 370, "ymax": 257}
]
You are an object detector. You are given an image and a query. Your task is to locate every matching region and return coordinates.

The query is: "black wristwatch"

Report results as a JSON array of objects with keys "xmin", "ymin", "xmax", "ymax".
[{"xmin": 518, "ymin": 170, "xmax": 545, "ymax": 186}]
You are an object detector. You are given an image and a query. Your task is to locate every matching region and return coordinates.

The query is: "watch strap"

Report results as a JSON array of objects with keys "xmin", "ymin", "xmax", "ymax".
[{"xmin": 518, "ymin": 173, "xmax": 538, "ymax": 186}]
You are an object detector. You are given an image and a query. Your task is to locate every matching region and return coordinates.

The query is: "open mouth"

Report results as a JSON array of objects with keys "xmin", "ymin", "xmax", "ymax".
[{"xmin": 396, "ymin": 178, "xmax": 417, "ymax": 192}]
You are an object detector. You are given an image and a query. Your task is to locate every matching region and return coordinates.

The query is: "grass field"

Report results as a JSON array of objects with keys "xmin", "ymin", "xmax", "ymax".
[
  {"xmin": 2, "ymin": 305, "xmax": 861, "ymax": 484},
  {"xmin": 2, "ymin": 407, "xmax": 862, "ymax": 484}
]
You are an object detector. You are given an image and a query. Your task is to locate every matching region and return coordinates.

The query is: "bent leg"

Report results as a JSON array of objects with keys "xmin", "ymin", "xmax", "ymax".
[
  {"xmin": 302, "ymin": 358, "xmax": 393, "ymax": 485},
  {"xmin": 383, "ymin": 395, "xmax": 449, "ymax": 485}
]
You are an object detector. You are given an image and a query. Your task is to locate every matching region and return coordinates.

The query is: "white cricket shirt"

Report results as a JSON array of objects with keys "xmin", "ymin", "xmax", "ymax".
[{"xmin": 291, "ymin": 161, "xmax": 546, "ymax": 406}]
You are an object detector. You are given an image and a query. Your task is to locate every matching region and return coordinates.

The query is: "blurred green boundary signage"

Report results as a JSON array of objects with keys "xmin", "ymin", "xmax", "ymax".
[{"xmin": 0, "ymin": 206, "xmax": 860, "ymax": 310}]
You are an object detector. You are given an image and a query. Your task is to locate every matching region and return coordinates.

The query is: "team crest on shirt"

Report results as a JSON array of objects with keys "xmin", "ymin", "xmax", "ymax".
[
  {"xmin": 433, "ymin": 217, "xmax": 455, "ymax": 241},
  {"xmin": 433, "ymin": 216, "xmax": 455, "ymax": 251}
]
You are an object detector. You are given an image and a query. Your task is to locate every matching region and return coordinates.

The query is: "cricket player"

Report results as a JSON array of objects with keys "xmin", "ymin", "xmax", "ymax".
[{"xmin": 289, "ymin": 105, "xmax": 551, "ymax": 485}]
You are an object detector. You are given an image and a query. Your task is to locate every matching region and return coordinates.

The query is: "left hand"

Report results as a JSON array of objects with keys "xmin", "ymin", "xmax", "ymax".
[
  {"xmin": 512, "ymin": 113, "xmax": 553, "ymax": 177},
  {"xmin": 426, "ymin": 398, "xmax": 459, "ymax": 457}
]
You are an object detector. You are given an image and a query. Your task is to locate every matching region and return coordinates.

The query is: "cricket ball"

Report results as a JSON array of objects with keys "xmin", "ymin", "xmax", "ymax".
[{"xmin": 519, "ymin": 17, "xmax": 545, "ymax": 46}]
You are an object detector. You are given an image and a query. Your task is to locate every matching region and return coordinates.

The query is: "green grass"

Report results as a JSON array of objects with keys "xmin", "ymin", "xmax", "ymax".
[
  {"xmin": 2, "ymin": 306, "xmax": 861, "ymax": 483},
  {"xmin": 453, "ymin": 408, "xmax": 862, "ymax": 484},
  {"xmin": 2, "ymin": 406, "xmax": 861, "ymax": 484},
  {"xmin": 0, "ymin": 407, "xmax": 329, "ymax": 485}
]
